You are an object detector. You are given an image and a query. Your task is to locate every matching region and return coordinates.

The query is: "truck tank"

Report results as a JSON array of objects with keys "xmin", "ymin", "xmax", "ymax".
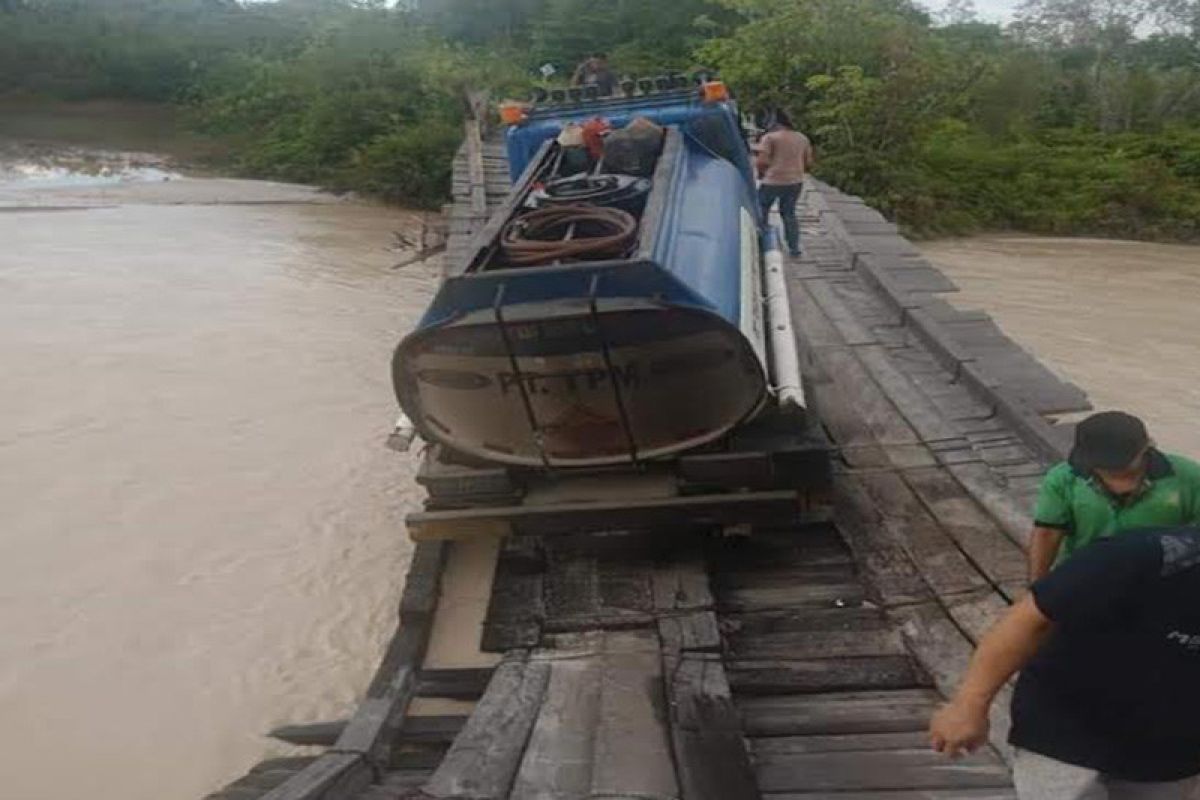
[{"xmin": 392, "ymin": 84, "xmax": 778, "ymax": 468}]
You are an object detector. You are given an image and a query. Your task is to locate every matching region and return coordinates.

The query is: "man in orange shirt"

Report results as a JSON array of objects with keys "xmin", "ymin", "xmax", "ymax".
[{"xmin": 755, "ymin": 111, "xmax": 814, "ymax": 257}]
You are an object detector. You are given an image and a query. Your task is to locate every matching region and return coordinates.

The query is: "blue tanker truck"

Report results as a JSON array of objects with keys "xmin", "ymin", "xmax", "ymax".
[{"xmin": 390, "ymin": 79, "xmax": 827, "ymax": 538}]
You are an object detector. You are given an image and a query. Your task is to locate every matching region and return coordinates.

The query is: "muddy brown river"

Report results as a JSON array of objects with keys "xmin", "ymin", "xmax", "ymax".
[
  {"xmin": 3, "ymin": 132, "xmax": 1198, "ymax": 800},
  {"xmin": 923, "ymin": 236, "xmax": 1200, "ymax": 458},
  {"xmin": 0, "ymin": 145, "xmax": 437, "ymax": 799}
]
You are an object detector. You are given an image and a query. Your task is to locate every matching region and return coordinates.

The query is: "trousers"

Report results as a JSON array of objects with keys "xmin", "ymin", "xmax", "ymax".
[
  {"xmin": 759, "ymin": 182, "xmax": 802, "ymax": 255},
  {"xmin": 1014, "ymin": 749, "xmax": 1199, "ymax": 800}
]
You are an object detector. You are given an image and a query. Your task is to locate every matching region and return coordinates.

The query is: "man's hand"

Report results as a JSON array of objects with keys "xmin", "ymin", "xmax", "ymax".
[{"xmin": 929, "ymin": 699, "xmax": 989, "ymax": 758}]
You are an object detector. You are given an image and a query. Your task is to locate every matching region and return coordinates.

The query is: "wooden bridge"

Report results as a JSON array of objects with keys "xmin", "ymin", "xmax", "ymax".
[{"xmin": 203, "ymin": 109, "xmax": 1090, "ymax": 800}]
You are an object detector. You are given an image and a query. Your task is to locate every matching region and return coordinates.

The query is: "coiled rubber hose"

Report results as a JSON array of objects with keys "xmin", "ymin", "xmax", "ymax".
[{"xmin": 500, "ymin": 204, "xmax": 638, "ymax": 266}]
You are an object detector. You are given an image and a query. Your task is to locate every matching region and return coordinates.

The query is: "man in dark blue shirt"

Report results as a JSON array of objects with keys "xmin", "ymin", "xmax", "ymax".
[{"xmin": 929, "ymin": 527, "xmax": 1200, "ymax": 798}]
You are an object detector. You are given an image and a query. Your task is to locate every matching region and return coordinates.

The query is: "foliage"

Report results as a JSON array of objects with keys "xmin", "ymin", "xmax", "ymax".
[
  {"xmin": 1, "ymin": 0, "xmax": 1199, "ymax": 237},
  {"xmin": 700, "ymin": 0, "xmax": 1200, "ymax": 239}
]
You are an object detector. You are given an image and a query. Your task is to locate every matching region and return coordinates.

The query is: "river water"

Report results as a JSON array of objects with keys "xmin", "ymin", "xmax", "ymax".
[
  {"xmin": 922, "ymin": 236, "xmax": 1200, "ymax": 458},
  {"xmin": 0, "ymin": 143, "xmax": 437, "ymax": 799}
]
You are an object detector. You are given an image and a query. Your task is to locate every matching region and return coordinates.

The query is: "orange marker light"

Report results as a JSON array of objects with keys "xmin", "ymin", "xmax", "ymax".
[
  {"xmin": 701, "ymin": 81, "xmax": 729, "ymax": 103},
  {"xmin": 499, "ymin": 101, "xmax": 529, "ymax": 125}
]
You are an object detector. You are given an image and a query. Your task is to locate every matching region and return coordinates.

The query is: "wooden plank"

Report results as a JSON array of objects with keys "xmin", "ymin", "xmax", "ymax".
[
  {"xmin": 421, "ymin": 654, "xmax": 551, "ymax": 799},
  {"xmin": 463, "ymin": 117, "xmax": 487, "ymax": 216},
  {"xmin": 944, "ymin": 460, "xmax": 1035, "ymax": 548},
  {"xmin": 719, "ymin": 582, "xmax": 867, "ymax": 612},
  {"xmin": 755, "ymin": 748, "xmax": 1011, "ymax": 793},
  {"xmin": 659, "ymin": 611, "xmax": 722, "ymax": 652},
  {"xmin": 739, "ymin": 689, "xmax": 940, "ymax": 737},
  {"xmin": 853, "ymin": 345, "xmax": 963, "ymax": 445},
  {"xmin": 652, "ymin": 554, "xmax": 714, "ymax": 611},
  {"xmin": 416, "ymin": 667, "xmax": 494, "ymax": 700},
  {"xmin": 889, "ymin": 602, "xmax": 1012, "ymax": 761},
  {"xmin": 722, "ymin": 606, "xmax": 887, "ymax": 636},
  {"xmin": 946, "ymin": 590, "xmax": 1012, "ymax": 644},
  {"xmin": 752, "ymin": 731, "xmax": 931, "ymax": 754},
  {"xmin": 397, "ymin": 715, "xmax": 468, "ymax": 745},
  {"xmin": 407, "ymin": 489, "xmax": 807, "ymax": 540},
  {"xmin": 816, "ymin": 346, "xmax": 936, "ymax": 470},
  {"xmin": 902, "ymin": 467, "xmax": 1027, "ymax": 598},
  {"xmin": 481, "ymin": 544, "xmax": 543, "ymax": 652},
  {"xmin": 510, "ymin": 651, "xmax": 602, "ymax": 800},
  {"xmin": 833, "ymin": 477, "xmax": 931, "ymax": 607},
  {"xmin": 399, "ymin": 541, "xmax": 449, "ymax": 625},
  {"xmin": 858, "ymin": 471, "xmax": 990, "ymax": 598},
  {"xmin": 728, "ymin": 656, "xmax": 926, "ymax": 694},
  {"xmin": 665, "ymin": 651, "xmax": 761, "ymax": 800},
  {"xmin": 711, "ymin": 523, "xmax": 850, "ymax": 569},
  {"xmin": 716, "ymin": 563, "xmax": 858, "ymax": 589},
  {"xmin": 591, "ymin": 631, "xmax": 679, "ymax": 799},
  {"xmin": 805, "ymin": 279, "xmax": 878, "ymax": 345},
  {"xmin": 257, "ymin": 753, "xmax": 369, "ymax": 800},
  {"xmin": 270, "ymin": 720, "xmax": 345, "ymax": 747},
  {"xmin": 728, "ymin": 627, "xmax": 905, "ymax": 660},
  {"xmin": 332, "ymin": 666, "xmax": 415, "ymax": 761},
  {"xmin": 764, "ymin": 791, "xmax": 1016, "ymax": 800}
]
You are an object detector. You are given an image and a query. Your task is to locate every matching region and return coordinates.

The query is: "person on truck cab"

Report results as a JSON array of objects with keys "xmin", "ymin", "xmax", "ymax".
[
  {"xmin": 1028, "ymin": 410, "xmax": 1200, "ymax": 582},
  {"xmin": 755, "ymin": 111, "xmax": 813, "ymax": 258},
  {"xmin": 930, "ymin": 526, "xmax": 1200, "ymax": 799},
  {"xmin": 571, "ymin": 52, "xmax": 617, "ymax": 96}
]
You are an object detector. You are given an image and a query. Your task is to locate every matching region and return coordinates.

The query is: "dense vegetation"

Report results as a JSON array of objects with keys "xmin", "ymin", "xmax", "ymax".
[{"xmin": 2, "ymin": 0, "xmax": 1199, "ymax": 238}]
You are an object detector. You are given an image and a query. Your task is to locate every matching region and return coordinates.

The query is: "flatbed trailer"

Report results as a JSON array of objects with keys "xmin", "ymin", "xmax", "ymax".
[{"xmin": 204, "ymin": 96, "xmax": 1091, "ymax": 800}]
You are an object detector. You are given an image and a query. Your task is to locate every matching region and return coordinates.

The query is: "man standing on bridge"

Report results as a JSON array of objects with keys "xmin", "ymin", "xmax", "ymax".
[
  {"xmin": 930, "ymin": 526, "xmax": 1200, "ymax": 798},
  {"xmin": 571, "ymin": 52, "xmax": 618, "ymax": 96},
  {"xmin": 755, "ymin": 111, "xmax": 813, "ymax": 258},
  {"xmin": 1027, "ymin": 411, "xmax": 1200, "ymax": 581}
]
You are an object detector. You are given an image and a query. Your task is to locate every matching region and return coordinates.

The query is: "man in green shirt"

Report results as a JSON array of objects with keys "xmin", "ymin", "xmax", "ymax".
[{"xmin": 1029, "ymin": 411, "xmax": 1200, "ymax": 581}]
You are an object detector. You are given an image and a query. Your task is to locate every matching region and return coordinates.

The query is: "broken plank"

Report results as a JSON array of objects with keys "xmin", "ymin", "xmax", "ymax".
[
  {"xmin": 591, "ymin": 631, "xmax": 679, "ymax": 799},
  {"xmin": 510, "ymin": 650, "xmax": 602, "ymax": 800},
  {"xmin": 665, "ymin": 651, "xmax": 760, "ymax": 800},
  {"xmin": 421, "ymin": 654, "xmax": 551, "ymax": 800}
]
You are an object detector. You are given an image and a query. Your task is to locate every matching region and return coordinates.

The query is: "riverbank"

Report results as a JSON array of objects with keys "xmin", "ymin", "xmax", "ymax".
[{"xmin": 0, "ymin": 95, "xmax": 230, "ymax": 166}]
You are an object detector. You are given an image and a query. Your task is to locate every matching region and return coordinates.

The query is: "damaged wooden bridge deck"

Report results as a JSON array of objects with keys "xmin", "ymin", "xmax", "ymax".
[{"xmin": 204, "ymin": 125, "xmax": 1090, "ymax": 800}]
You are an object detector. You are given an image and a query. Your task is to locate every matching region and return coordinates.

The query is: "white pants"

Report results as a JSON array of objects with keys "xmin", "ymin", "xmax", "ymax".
[{"xmin": 1014, "ymin": 749, "xmax": 1199, "ymax": 800}]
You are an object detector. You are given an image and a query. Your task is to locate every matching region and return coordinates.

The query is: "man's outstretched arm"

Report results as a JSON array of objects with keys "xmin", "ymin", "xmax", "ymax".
[
  {"xmin": 1028, "ymin": 525, "xmax": 1065, "ymax": 582},
  {"xmin": 929, "ymin": 594, "xmax": 1054, "ymax": 757}
]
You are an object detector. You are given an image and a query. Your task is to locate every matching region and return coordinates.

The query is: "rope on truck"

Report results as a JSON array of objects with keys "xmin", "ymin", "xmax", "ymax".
[{"xmin": 500, "ymin": 204, "xmax": 638, "ymax": 266}]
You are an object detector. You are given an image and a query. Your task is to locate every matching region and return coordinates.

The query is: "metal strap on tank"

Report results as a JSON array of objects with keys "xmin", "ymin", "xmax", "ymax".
[
  {"xmin": 588, "ymin": 273, "xmax": 640, "ymax": 465},
  {"xmin": 492, "ymin": 283, "xmax": 552, "ymax": 469}
]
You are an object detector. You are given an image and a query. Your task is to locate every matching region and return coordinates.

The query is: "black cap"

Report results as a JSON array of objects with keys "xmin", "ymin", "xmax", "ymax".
[{"xmin": 1069, "ymin": 411, "xmax": 1149, "ymax": 472}]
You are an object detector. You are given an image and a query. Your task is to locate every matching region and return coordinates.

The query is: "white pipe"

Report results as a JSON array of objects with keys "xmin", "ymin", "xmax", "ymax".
[{"xmin": 762, "ymin": 231, "xmax": 807, "ymax": 412}]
